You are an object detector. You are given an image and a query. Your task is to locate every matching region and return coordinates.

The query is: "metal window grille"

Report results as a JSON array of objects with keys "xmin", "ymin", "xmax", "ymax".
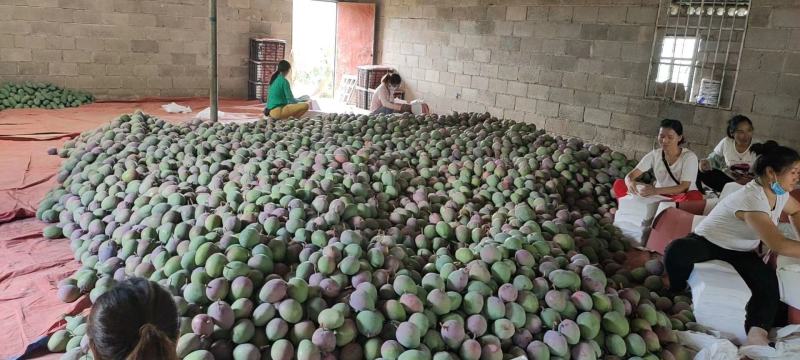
[{"xmin": 646, "ymin": 0, "xmax": 751, "ymax": 109}]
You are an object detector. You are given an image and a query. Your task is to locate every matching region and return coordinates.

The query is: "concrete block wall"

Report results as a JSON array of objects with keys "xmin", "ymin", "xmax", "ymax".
[
  {"xmin": 0, "ymin": 0, "xmax": 293, "ymax": 99},
  {"xmin": 376, "ymin": 0, "xmax": 800, "ymax": 158}
]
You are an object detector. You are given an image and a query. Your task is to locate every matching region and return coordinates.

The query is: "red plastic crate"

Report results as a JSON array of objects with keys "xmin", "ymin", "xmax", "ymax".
[
  {"xmin": 249, "ymin": 60, "xmax": 280, "ymax": 84},
  {"xmin": 249, "ymin": 38, "xmax": 286, "ymax": 62},
  {"xmin": 357, "ymin": 65, "xmax": 395, "ymax": 90},
  {"xmin": 248, "ymin": 81, "xmax": 269, "ymax": 102}
]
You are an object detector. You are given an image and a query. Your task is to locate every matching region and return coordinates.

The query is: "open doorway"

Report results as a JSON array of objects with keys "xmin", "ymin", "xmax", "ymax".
[
  {"xmin": 291, "ymin": 1, "xmax": 375, "ymax": 108},
  {"xmin": 291, "ymin": 0, "xmax": 336, "ymax": 99}
]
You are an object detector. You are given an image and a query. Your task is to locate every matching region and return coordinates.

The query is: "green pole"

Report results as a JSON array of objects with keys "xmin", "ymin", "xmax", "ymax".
[{"xmin": 210, "ymin": 0, "xmax": 218, "ymax": 122}]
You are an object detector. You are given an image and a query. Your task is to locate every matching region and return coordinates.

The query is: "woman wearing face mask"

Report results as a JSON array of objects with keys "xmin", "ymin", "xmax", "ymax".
[
  {"xmin": 664, "ymin": 141, "xmax": 800, "ymax": 346},
  {"xmin": 612, "ymin": 118, "xmax": 703, "ymax": 202},
  {"xmin": 265, "ymin": 60, "xmax": 310, "ymax": 120},
  {"xmin": 697, "ymin": 115, "xmax": 757, "ymax": 193},
  {"xmin": 370, "ymin": 72, "xmax": 411, "ymax": 115}
]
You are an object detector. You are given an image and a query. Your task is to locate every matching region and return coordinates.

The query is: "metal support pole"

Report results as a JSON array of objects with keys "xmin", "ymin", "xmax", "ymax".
[{"xmin": 210, "ymin": 0, "xmax": 218, "ymax": 122}]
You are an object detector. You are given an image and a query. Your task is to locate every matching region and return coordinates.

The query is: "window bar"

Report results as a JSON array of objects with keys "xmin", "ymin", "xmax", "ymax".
[
  {"xmin": 645, "ymin": 2, "xmax": 664, "ymax": 98},
  {"xmin": 685, "ymin": 0, "xmax": 706, "ymax": 103},
  {"xmin": 664, "ymin": 2, "xmax": 681, "ymax": 99},
  {"xmin": 729, "ymin": 4, "xmax": 751, "ymax": 111},
  {"xmin": 674, "ymin": 0, "xmax": 694, "ymax": 102},
  {"xmin": 698, "ymin": 1, "xmax": 716, "ymax": 105},
  {"xmin": 718, "ymin": 8, "xmax": 738, "ymax": 108},
  {"xmin": 709, "ymin": 3, "xmax": 728, "ymax": 101}
]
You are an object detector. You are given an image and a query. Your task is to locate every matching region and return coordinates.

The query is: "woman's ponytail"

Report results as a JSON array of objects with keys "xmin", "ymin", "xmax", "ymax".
[
  {"xmin": 126, "ymin": 323, "xmax": 178, "ymax": 360},
  {"xmin": 270, "ymin": 60, "xmax": 292, "ymax": 85}
]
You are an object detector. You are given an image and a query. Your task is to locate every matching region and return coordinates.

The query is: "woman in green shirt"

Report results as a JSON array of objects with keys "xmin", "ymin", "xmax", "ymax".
[{"xmin": 265, "ymin": 60, "xmax": 309, "ymax": 120}]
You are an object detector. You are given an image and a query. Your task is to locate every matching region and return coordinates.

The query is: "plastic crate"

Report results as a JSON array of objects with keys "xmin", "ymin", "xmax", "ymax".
[
  {"xmin": 249, "ymin": 38, "xmax": 286, "ymax": 62},
  {"xmin": 357, "ymin": 65, "xmax": 394, "ymax": 90},
  {"xmin": 249, "ymin": 60, "xmax": 280, "ymax": 83},
  {"xmin": 248, "ymin": 81, "xmax": 269, "ymax": 102}
]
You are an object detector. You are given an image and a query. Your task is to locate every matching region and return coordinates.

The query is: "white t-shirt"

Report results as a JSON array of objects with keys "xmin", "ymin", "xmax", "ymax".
[
  {"xmin": 369, "ymin": 84, "xmax": 398, "ymax": 112},
  {"xmin": 695, "ymin": 180, "xmax": 791, "ymax": 251},
  {"xmin": 712, "ymin": 137, "xmax": 757, "ymax": 170},
  {"xmin": 635, "ymin": 148, "xmax": 699, "ymax": 191}
]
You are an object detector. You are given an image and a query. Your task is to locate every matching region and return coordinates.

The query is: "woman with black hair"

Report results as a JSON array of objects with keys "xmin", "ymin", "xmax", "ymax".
[
  {"xmin": 697, "ymin": 115, "xmax": 757, "ymax": 193},
  {"xmin": 370, "ymin": 72, "xmax": 411, "ymax": 115},
  {"xmin": 664, "ymin": 141, "xmax": 800, "ymax": 346},
  {"xmin": 87, "ymin": 278, "xmax": 179, "ymax": 360},
  {"xmin": 612, "ymin": 118, "xmax": 703, "ymax": 202},
  {"xmin": 265, "ymin": 60, "xmax": 310, "ymax": 120}
]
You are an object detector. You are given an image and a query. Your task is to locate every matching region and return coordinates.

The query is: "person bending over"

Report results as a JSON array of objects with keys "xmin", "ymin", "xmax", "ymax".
[
  {"xmin": 370, "ymin": 72, "xmax": 411, "ymax": 115},
  {"xmin": 613, "ymin": 118, "xmax": 703, "ymax": 202},
  {"xmin": 664, "ymin": 141, "xmax": 800, "ymax": 346},
  {"xmin": 88, "ymin": 278, "xmax": 179, "ymax": 360},
  {"xmin": 265, "ymin": 60, "xmax": 310, "ymax": 120}
]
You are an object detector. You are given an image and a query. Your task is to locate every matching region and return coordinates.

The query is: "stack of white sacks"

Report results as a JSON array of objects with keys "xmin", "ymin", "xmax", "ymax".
[
  {"xmin": 612, "ymin": 193, "xmax": 670, "ymax": 245},
  {"xmin": 688, "ymin": 260, "xmax": 751, "ymax": 344}
]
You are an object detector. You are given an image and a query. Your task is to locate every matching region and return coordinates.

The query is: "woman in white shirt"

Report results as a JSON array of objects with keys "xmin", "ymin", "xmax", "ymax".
[
  {"xmin": 664, "ymin": 141, "xmax": 800, "ymax": 346},
  {"xmin": 370, "ymin": 73, "xmax": 410, "ymax": 115},
  {"xmin": 697, "ymin": 115, "xmax": 757, "ymax": 193},
  {"xmin": 612, "ymin": 119, "xmax": 703, "ymax": 202}
]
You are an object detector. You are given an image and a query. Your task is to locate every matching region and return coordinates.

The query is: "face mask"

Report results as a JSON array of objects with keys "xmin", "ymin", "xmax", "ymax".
[{"xmin": 771, "ymin": 176, "xmax": 787, "ymax": 196}]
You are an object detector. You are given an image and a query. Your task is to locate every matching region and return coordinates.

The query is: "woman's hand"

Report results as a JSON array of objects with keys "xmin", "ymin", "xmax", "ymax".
[
  {"xmin": 627, "ymin": 181, "xmax": 640, "ymax": 196},
  {"xmin": 734, "ymin": 172, "xmax": 753, "ymax": 184},
  {"xmin": 699, "ymin": 159, "xmax": 711, "ymax": 172},
  {"xmin": 400, "ymin": 104, "xmax": 412, "ymax": 113},
  {"xmin": 638, "ymin": 184, "xmax": 657, "ymax": 197}
]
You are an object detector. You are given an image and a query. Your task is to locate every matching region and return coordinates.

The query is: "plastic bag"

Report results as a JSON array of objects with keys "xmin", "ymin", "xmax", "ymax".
[{"xmin": 161, "ymin": 102, "xmax": 192, "ymax": 113}]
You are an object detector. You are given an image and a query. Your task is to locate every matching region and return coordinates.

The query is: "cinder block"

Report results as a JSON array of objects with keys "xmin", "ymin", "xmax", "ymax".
[
  {"xmin": 745, "ymin": 28, "xmax": 789, "ymax": 50},
  {"xmin": 573, "ymin": 90, "xmax": 599, "ymax": 108},
  {"xmin": 439, "ymin": 71, "xmax": 456, "ymax": 85},
  {"xmin": 518, "ymin": 66, "xmax": 539, "ymax": 83},
  {"xmin": 46, "ymin": 36, "xmax": 75, "ymax": 50},
  {"xmin": 471, "ymin": 76, "xmax": 489, "ymax": 90},
  {"xmin": 580, "ymin": 24, "xmax": 608, "ymax": 40},
  {"xmin": 480, "ymin": 63, "xmax": 499, "ymax": 77},
  {"xmin": 487, "ymin": 5, "xmax": 506, "ymax": 21},
  {"xmin": 772, "ymin": 8, "xmax": 800, "ymax": 28},
  {"xmin": 559, "ymin": 104, "xmax": 585, "ymax": 122},
  {"xmin": 627, "ymin": 98, "xmax": 660, "ymax": 117},
  {"xmin": 753, "ymin": 95, "xmax": 799, "ymax": 117},
  {"xmin": 790, "ymin": 30, "xmax": 800, "ymax": 51},
  {"xmin": 576, "ymin": 58, "xmax": 603, "ymax": 73},
  {"xmin": 521, "ymin": 37, "xmax": 543, "ymax": 53},
  {"xmin": 494, "ymin": 21, "xmax": 513, "ymax": 36},
  {"xmin": 507, "ymin": 6, "xmax": 526, "ymax": 21},
  {"xmin": 542, "ymin": 39, "xmax": 566, "ymax": 55},
  {"xmin": 513, "ymin": 22, "xmax": 535, "ymax": 37},
  {"xmin": 598, "ymin": 6, "xmax": 628, "ymax": 25},
  {"xmin": 607, "ymin": 25, "xmax": 640, "ymax": 42},
  {"xmin": 507, "ymin": 81, "xmax": 527, "ymax": 96},
  {"xmin": 736, "ymin": 71, "xmax": 779, "ymax": 93},
  {"xmin": 489, "ymin": 78, "xmax": 507, "ymax": 93},
  {"xmin": 425, "ymin": 69, "xmax": 439, "ymax": 82},
  {"xmin": 573, "ymin": 7, "xmax": 598, "ymax": 23},
  {"xmin": 610, "ymin": 113, "xmax": 645, "ymax": 132},
  {"xmin": 566, "ymin": 40, "xmax": 591, "ymax": 58},
  {"xmin": 586, "ymin": 74, "xmax": 616, "ymax": 93},
  {"xmin": 523, "ymin": 111, "xmax": 547, "ymax": 129},
  {"xmin": 32, "ymin": 49, "xmax": 62, "ymax": 62},
  {"xmin": 784, "ymin": 52, "xmax": 800, "ymax": 74},
  {"xmin": 562, "ymin": 72, "xmax": 588, "ymax": 90},
  {"xmin": 526, "ymin": 6, "xmax": 548, "ymax": 22},
  {"xmin": 536, "ymin": 100, "xmax": 559, "ymax": 117},
  {"xmin": 131, "ymin": 39, "xmax": 159, "ymax": 53},
  {"xmin": 614, "ymin": 78, "xmax": 646, "ymax": 97},
  {"xmin": 527, "ymin": 84, "xmax": 549, "ymax": 100},
  {"xmin": 625, "ymin": 132, "xmax": 655, "ymax": 153},
  {"xmin": 48, "ymin": 62, "xmax": 78, "ymax": 76},
  {"xmin": 498, "ymin": 65, "xmax": 518, "ymax": 81},
  {"xmin": 595, "ymin": 126, "xmax": 625, "ymax": 145},
  {"xmin": 455, "ymin": 74, "xmax": 471, "ymax": 87},
  {"xmin": 625, "ymin": 6, "xmax": 657, "ymax": 25},
  {"xmin": 62, "ymin": 49, "xmax": 92, "ymax": 63},
  {"xmin": 549, "ymin": 6, "xmax": 573, "ymax": 22},
  {"xmin": 549, "ymin": 87, "xmax": 574, "ymax": 104},
  {"xmin": 538, "ymin": 70, "xmax": 562, "ymax": 87},
  {"xmin": 463, "ymin": 61, "xmax": 480, "ymax": 76},
  {"xmin": 659, "ymin": 103, "xmax": 696, "ymax": 123},
  {"xmin": 515, "ymin": 96, "xmax": 536, "ymax": 112},
  {"xmin": 777, "ymin": 74, "xmax": 800, "ymax": 97},
  {"xmin": 19, "ymin": 62, "xmax": 48, "ymax": 75},
  {"xmin": 584, "ymin": 108, "xmax": 611, "ymax": 126},
  {"xmin": 496, "ymin": 93, "xmax": 516, "ymax": 108},
  {"xmin": 0, "ymin": 48, "xmax": 32, "ymax": 62},
  {"xmin": 731, "ymin": 90, "xmax": 755, "ymax": 113}
]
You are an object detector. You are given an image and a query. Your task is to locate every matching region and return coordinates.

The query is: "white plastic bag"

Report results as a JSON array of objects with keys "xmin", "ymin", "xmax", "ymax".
[
  {"xmin": 161, "ymin": 102, "xmax": 192, "ymax": 113},
  {"xmin": 676, "ymin": 331, "xmax": 738, "ymax": 360}
]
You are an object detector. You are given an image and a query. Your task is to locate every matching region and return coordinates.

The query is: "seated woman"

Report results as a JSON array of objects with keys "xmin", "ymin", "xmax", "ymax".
[
  {"xmin": 265, "ymin": 60, "xmax": 309, "ymax": 120},
  {"xmin": 370, "ymin": 72, "xmax": 411, "ymax": 115},
  {"xmin": 613, "ymin": 118, "xmax": 703, "ymax": 202},
  {"xmin": 664, "ymin": 141, "xmax": 800, "ymax": 346},
  {"xmin": 88, "ymin": 278, "xmax": 179, "ymax": 360},
  {"xmin": 698, "ymin": 115, "xmax": 757, "ymax": 193}
]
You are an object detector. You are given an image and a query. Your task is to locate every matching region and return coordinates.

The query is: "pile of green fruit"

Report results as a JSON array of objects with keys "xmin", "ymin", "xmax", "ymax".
[
  {"xmin": 0, "ymin": 82, "xmax": 94, "ymax": 110},
  {"xmin": 41, "ymin": 111, "xmax": 697, "ymax": 360}
]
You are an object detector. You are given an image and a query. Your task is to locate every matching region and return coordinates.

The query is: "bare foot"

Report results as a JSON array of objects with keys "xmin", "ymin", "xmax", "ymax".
[{"xmin": 746, "ymin": 326, "xmax": 769, "ymax": 346}]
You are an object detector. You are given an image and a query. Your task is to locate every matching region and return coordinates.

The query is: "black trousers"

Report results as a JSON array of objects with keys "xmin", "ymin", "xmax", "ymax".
[
  {"xmin": 664, "ymin": 233, "xmax": 780, "ymax": 331},
  {"xmin": 697, "ymin": 169, "xmax": 734, "ymax": 193}
]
